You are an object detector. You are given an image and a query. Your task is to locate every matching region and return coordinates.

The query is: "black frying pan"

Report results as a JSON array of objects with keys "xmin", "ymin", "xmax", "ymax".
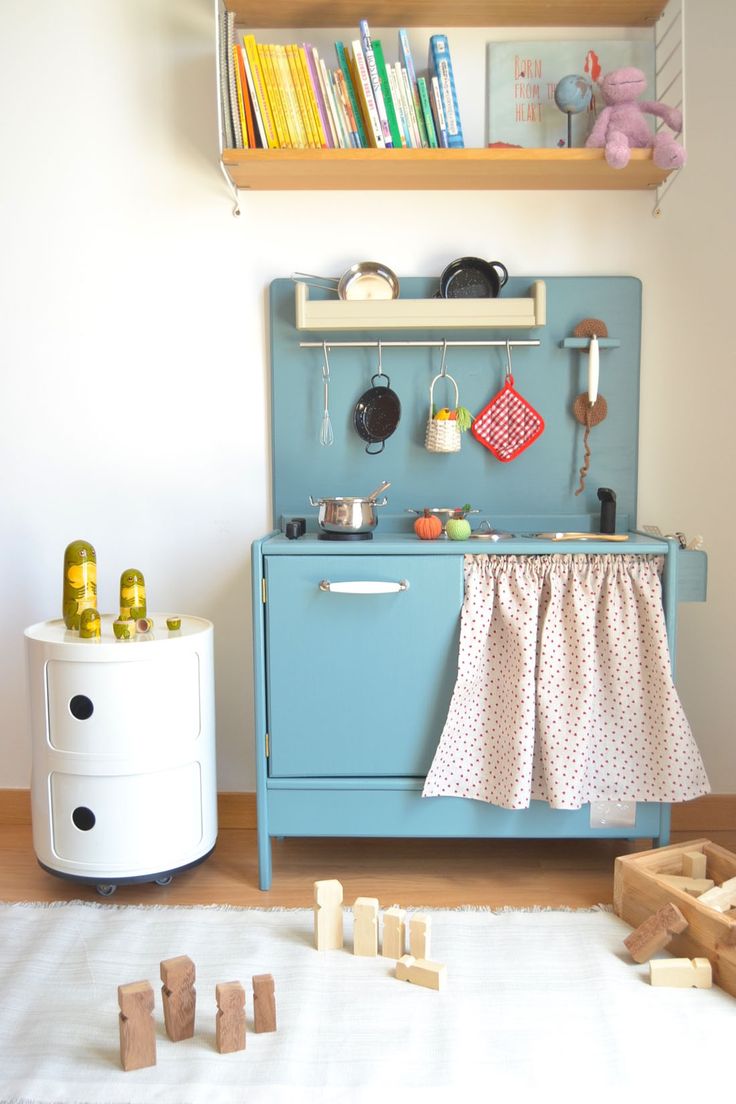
[
  {"xmin": 353, "ymin": 374, "xmax": 401, "ymax": 455},
  {"xmin": 439, "ymin": 257, "xmax": 509, "ymax": 298}
]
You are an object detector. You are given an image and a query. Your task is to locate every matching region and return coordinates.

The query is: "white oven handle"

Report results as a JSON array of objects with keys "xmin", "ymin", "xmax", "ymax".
[{"xmin": 318, "ymin": 579, "xmax": 409, "ymax": 594}]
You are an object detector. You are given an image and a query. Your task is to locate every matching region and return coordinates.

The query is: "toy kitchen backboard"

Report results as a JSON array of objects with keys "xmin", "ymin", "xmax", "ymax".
[{"xmin": 268, "ymin": 276, "xmax": 642, "ymax": 532}]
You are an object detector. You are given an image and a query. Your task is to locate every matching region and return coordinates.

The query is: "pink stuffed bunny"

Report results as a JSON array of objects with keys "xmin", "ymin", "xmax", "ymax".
[{"xmin": 585, "ymin": 67, "xmax": 685, "ymax": 169}]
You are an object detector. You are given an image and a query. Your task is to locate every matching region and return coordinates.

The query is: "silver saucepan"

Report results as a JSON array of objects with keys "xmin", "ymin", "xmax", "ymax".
[
  {"xmin": 310, "ymin": 481, "xmax": 391, "ymax": 534},
  {"xmin": 291, "ymin": 263, "xmax": 400, "ymax": 301}
]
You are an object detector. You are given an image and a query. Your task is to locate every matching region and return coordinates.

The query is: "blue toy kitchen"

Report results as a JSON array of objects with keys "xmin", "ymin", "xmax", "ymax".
[{"xmin": 251, "ymin": 275, "xmax": 707, "ymax": 890}]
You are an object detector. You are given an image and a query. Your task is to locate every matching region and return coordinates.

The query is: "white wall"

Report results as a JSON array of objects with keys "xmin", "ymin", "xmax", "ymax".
[{"xmin": 1, "ymin": 0, "xmax": 733, "ymax": 792}]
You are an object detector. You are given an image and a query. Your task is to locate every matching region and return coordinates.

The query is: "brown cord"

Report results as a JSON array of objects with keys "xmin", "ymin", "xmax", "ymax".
[{"xmin": 572, "ymin": 393, "xmax": 608, "ymax": 495}]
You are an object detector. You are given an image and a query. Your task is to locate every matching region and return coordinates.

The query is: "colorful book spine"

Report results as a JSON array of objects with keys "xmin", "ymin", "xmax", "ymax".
[
  {"xmin": 225, "ymin": 11, "xmax": 243, "ymax": 149},
  {"xmin": 239, "ymin": 42, "xmax": 267, "ymax": 147},
  {"xmin": 258, "ymin": 42, "xmax": 290, "ymax": 147},
  {"xmin": 239, "ymin": 45, "xmax": 259, "ymax": 147},
  {"xmin": 320, "ymin": 57, "xmax": 347, "ymax": 147},
  {"xmin": 335, "ymin": 69, "xmax": 360, "ymax": 146},
  {"xmin": 242, "ymin": 35, "xmax": 278, "ymax": 149},
  {"xmin": 429, "ymin": 34, "xmax": 464, "ymax": 148},
  {"xmin": 395, "ymin": 64, "xmax": 417, "ymax": 147},
  {"xmin": 417, "ymin": 76, "xmax": 438, "ymax": 148},
  {"xmin": 399, "ymin": 28, "xmax": 429, "ymax": 147},
  {"xmin": 274, "ymin": 44, "xmax": 304, "ymax": 147},
  {"xmin": 286, "ymin": 44, "xmax": 316, "ymax": 147},
  {"xmin": 372, "ymin": 39, "xmax": 402, "ymax": 149},
  {"xmin": 430, "ymin": 75, "xmax": 448, "ymax": 148},
  {"xmin": 351, "ymin": 39, "xmax": 384, "ymax": 148},
  {"xmin": 359, "ymin": 19, "xmax": 393, "ymax": 148},
  {"xmin": 335, "ymin": 41, "xmax": 368, "ymax": 148},
  {"xmin": 304, "ymin": 45, "xmax": 334, "ymax": 148},
  {"xmin": 297, "ymin": 46, "xmax": 327, "ymax": 148},
  {"xmin": 386, "ymin": 64, "xmax": 408, "ymax": 147}
]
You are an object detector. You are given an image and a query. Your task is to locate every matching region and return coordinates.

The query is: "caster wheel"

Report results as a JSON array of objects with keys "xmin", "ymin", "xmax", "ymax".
[
  {"xmin": 154, "ymin": 874, "xmax": 173, "ymax": 886},
  {"xmin": 96, "ymin": 883, "xmax": 117, "ymax": 897}
]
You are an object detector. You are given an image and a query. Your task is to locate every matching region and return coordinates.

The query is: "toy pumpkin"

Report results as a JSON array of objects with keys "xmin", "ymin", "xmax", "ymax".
[{"xmin": 414, "ymin": 509, "xmax": 443, "ymax": 541}]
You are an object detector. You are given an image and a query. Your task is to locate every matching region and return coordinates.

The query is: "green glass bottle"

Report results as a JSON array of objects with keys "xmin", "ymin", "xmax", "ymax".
[
  {"xmin": 62, "ymin": 540, "xmax": 97, "ymax": 630},
  {"xmin": 119, "ymin": 568, "xmax": 146, "ymax": 621}
]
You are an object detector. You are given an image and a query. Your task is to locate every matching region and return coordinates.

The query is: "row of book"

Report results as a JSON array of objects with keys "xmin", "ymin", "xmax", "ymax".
[{"xmin": 218, "ymin": 13, "xmax": 464, "ymax": 151}]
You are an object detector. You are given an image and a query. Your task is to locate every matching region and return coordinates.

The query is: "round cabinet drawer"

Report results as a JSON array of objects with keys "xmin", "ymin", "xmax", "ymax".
[
  {"xmin": 50, "ymin": 764, "xmax": 203, "ymax": 872},
  {"xmin": 46, "ymin": 654, "xmax": 201, "ymax": 755}
]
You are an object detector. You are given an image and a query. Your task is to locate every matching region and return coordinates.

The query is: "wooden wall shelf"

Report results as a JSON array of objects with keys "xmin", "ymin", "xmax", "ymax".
[
  {"xmin": 222, "ymin": 148, "xmax": 670, "ymax": 192},
  {"xmin": 295, "ymin": 280, "xmax": 546, "ymax": 330},
  {"xmin": 224, "ymin": 2, "xmax": 667, "ymax": 28}
]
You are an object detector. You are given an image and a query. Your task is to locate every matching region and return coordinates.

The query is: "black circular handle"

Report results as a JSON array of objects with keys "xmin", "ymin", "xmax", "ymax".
[{"xmin": 69, "ymin": 695, "xmax": 94, "ymax": 720}]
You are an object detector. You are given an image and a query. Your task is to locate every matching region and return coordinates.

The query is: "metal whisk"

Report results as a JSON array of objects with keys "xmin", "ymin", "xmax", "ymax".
[{"xmin": 320, "ymin": 341, "xmax": 334, "ymax": 447}]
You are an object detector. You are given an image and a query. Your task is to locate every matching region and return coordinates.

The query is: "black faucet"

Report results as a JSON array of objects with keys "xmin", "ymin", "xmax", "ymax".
[{"xmin": 597, "ymin": 488, "xmax": 617, "ymax": 534}]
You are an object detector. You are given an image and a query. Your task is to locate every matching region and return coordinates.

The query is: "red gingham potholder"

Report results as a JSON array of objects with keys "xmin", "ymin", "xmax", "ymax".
[{"xmin": 471, "ymin": 374, "xmax": 545, "ymax": 462}]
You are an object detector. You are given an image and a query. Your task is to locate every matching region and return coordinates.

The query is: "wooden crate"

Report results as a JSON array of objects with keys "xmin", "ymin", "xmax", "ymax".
[{"xmin": 615, "ymin": 839, "xmax": 736, "ymax": 996}]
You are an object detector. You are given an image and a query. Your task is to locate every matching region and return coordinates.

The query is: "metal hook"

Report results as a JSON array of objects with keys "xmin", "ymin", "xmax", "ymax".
[
  {"xmin": 321, "ymin": 340, "xmax": 330, "ymax": 381},
  {"xmin": 504, "ymin": 339, "xmax": 513, "ymax": 381},
  {"xmin": 439, "ymin": 339, "xmax": 448, "ymax": 377},
  {"xmin": 376, "ymin": 339, "xmax": 383, "ymax": 378}
]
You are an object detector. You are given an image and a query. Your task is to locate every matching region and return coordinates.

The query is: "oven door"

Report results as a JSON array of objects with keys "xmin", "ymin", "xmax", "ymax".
[{"xmin": 265, "ymin": 554, "xmax": 463, "ymax": 777}]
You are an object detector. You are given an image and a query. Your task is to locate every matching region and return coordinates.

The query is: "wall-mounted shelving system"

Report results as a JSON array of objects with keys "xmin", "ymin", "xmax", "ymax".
[{"xmin": 216, "ymin": 0, "xmax": 683, "ymax": 211}]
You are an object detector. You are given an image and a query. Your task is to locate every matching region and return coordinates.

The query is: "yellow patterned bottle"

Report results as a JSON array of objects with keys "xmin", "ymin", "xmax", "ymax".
[
  {"xmin": 62, "ymin": 540, "xmax": 97, "ymax": 630},
  {"xmin": 119, "ymin": 569, "xmax": 146, "ymax": 621}
]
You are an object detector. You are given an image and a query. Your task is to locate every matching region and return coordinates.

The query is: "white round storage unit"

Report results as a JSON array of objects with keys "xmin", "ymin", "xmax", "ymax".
[{"xmin": 25, "ymin": 614, "xmax": 217, "ymax": 896}]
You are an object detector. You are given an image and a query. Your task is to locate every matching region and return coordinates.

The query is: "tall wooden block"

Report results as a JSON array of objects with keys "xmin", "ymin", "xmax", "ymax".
[
  {"xmin": 253, "ymin": 973, "xmax": 277, "ymax": 1033},
  {"xmin": 409, "ymin": 913, "xmax": 431, "ymax": 960},
  {"xmin": 314, "ymin": 879, "xmax": 344, "ymax": 950},
  {"xmin": 382, "ymin": 906, "xmax": 406, "ymax": 959},
  {"xmin": 683, "ymin": 851, "xmax": 708, "ymax": 879},
  {"xmin": 160, "ymin": 955, "xmax": 196, "ymax": 1041},
  {"xmin": 216, "ymin": 981, "xmax": 246, "ymax": 1053},
  {"xmin": 353, "ymin": 897, "xmax": 379, "ymax": 956},
  {"xmin": 118, "ymin": 980, "xmax": 156, "ymax": 1072}
]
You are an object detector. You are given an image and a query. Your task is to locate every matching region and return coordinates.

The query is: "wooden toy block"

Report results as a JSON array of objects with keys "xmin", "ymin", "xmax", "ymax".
[
  {"xmin": 395, "ymin": 954, "xmax": 447, "ymax": 991},
  {"xmin": 160, "ymin": 955, "xmax": 196, "ymax": 1041},
  {"xmin": 353, "ymin": 897, "xmax": 379, "ymax": 956},
  {"xmin": 216, "ymin": 981, "xmax": 246, "ymax": 1053},
  {"xmin": 623, "ymin": 902, "xmax": 688, "ymax": 963},
  {"xmin": 697, "ymin": 877, "xmax": 736, "ymax": 913},
  {"xmin": 253, "ymin": 973, "xmax": 277, "ymax": 1033},
  {"xmin": 409, "ymin": 914, "xmax": 431, "ymax": 960},
  {"xmin": 656, "ymin": 875, "xmax": 715, "ymax": 896},
  {"xmin": 649, "ymin": 957, "xmax": 712, "ymax": 989},
  {"xmin": 382, "ymin": 905, "xmax": 407, "ymax": 959},
  {"xmin": 313, "ymin": 879, "xmax": 344, "ymax": 950},
  {"xmin": 118, "ymin": 980, "xmax": 156, "ymax": 1071},
  {"xmin": 683, "ymin": 851, "xmax": 708, "ymax": 879}
]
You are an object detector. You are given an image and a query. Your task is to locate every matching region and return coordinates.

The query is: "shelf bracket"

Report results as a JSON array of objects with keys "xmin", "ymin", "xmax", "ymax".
[{"xmin": 219, "ymin": 162, "xmax": 241, "ymax": 218}]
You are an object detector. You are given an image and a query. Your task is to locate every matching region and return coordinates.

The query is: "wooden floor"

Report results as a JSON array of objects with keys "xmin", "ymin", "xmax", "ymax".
[{"xmin": 3, "ymin": 822, "xmax": 734, "ymax": 908}]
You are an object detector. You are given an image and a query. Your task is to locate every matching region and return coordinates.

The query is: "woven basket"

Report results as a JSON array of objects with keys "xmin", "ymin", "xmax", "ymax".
[{"xmin": 425, "ymin": 373, "xmax": 462, "ymax": 453}]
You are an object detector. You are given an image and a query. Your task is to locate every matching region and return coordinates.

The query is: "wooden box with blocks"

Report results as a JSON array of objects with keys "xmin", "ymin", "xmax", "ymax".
[{"xmin": 615, "ymin": 838, "xmax": 736, "ymax": 995}]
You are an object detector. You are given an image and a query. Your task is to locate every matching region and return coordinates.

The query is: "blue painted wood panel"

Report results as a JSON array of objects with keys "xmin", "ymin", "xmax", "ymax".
[
  {"xmin": 265, "ymin": 555, "xmax": 463, "ymax": 777},
  {"xmin": 269, "ymin": 276, "xmax": 642, "ymax": 531}
]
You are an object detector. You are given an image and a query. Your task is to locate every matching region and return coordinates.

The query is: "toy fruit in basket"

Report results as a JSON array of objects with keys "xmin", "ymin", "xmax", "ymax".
[
  {"xmin": 433, "ymin": 406, "xmax": 473, "ymax": 430},
  {"xmin": 445, "ymin": 506, "xmax": 473, "ymax": 541},
  {"xmin": 414, "ymin": 509, "xmax": 444, "ymax": 541}
]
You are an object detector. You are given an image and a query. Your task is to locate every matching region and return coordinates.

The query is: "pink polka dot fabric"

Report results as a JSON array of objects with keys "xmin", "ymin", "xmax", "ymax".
[{"xmin": 422, "ymin": 554, "xmax": 710, "ymax": 810}]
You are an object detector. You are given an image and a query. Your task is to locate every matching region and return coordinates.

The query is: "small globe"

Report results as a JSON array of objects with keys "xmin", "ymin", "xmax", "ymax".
[{"xmin": 554, "ymin": 73, "xmax": 593, "ymax": 115}]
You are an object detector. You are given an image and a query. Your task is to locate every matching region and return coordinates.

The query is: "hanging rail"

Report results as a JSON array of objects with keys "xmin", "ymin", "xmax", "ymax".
[{"xmin": 299, "ymin": 339, "xmax": 541, "ymax": 349}]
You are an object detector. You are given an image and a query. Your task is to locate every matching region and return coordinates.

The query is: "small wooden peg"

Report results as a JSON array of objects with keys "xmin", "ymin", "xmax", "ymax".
[
  {"xmin": 314, "ymin": 879, "xmax": 344, "ymax": 950},
  {"xmin": 216, "ymin": 981, "xmax": 246, "ymax": 1053},
  {"xmin": 253, "ymin": 973, "xmax": 277, "ymax": 1033},
  {"xmin": 160, "ymin": 955, "xmax": 196, "ymax": 1041},
  {"xmin": 409, "ymin": 914, "xmax": 431, "ymax": 960},
  {"xmin": 118, "ymin": 980, "xmax": 156, "ymax": 1071},
  {"xmin": 353, "ymin": 897, "xmax": 379, "ymax": 956},
  {"xmin": 382, "ymin": 905, "xmax": 407, "ymax": 959}
]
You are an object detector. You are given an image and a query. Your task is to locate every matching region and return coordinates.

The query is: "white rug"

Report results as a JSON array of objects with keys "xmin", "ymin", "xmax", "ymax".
[{"xmin": 0, "ymin": 901, "xmax": 732, "ymax": 1103}]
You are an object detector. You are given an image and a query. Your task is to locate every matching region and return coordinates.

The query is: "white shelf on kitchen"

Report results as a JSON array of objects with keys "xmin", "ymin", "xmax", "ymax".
[{"xmin": 294, "ymin": 280, "xmax": 546, "ymax": 331}]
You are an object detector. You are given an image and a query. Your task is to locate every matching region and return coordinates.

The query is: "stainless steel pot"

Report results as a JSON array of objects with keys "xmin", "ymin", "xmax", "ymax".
[{"xmin": 309, "ymin": 481, "xmax": 391, "ymax": 534}]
